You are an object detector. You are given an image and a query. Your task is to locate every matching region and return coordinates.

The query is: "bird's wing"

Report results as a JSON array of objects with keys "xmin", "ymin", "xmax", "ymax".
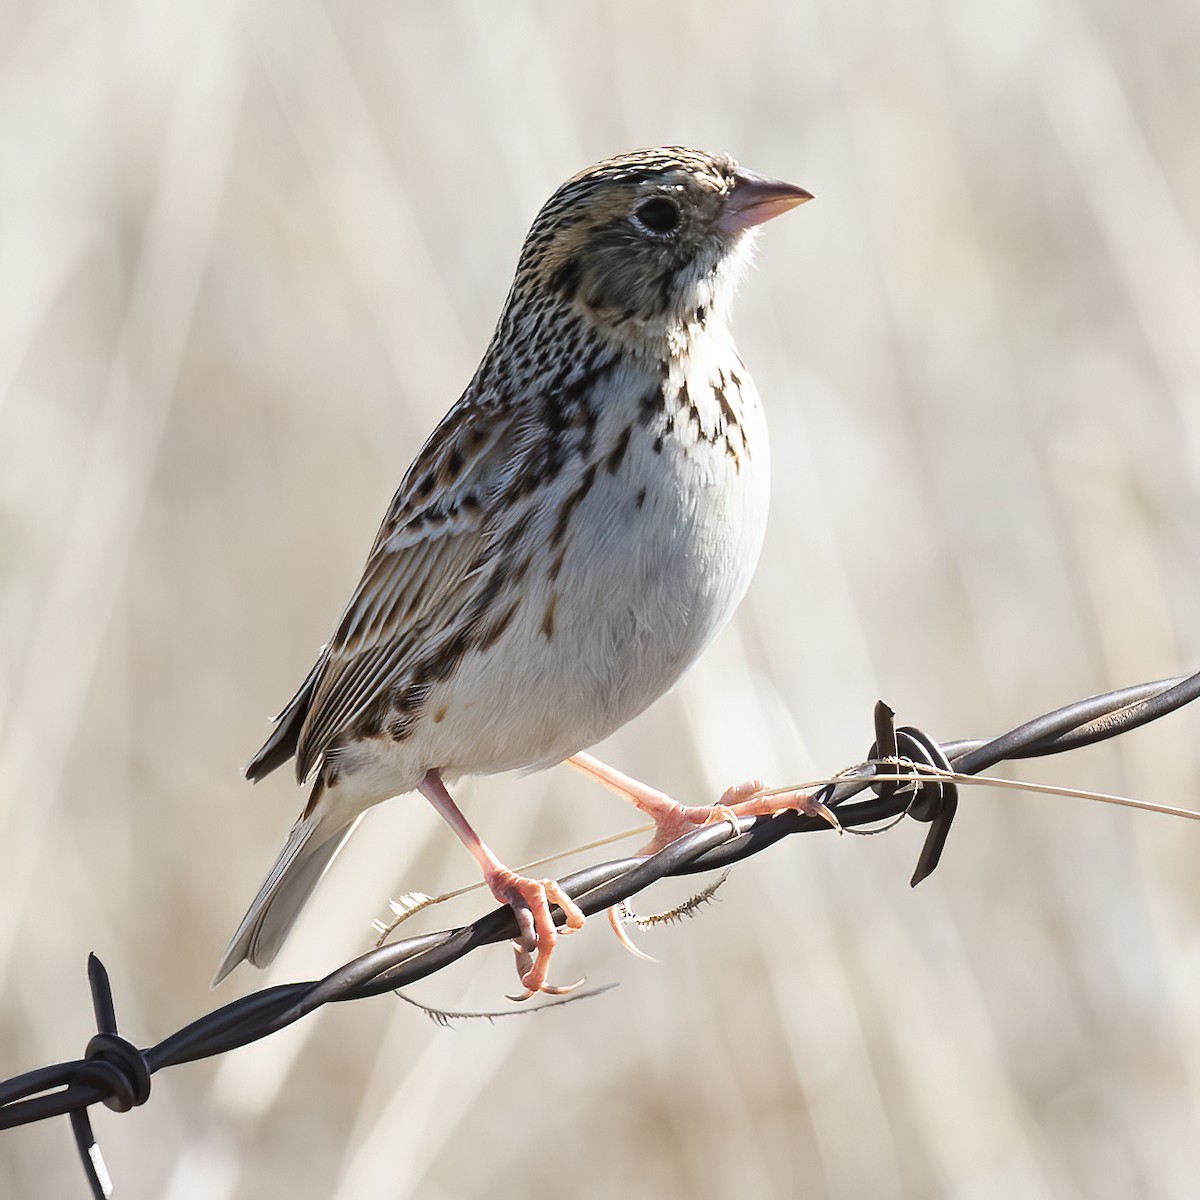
[
  {"xmin": 245, "ymin": 653, "xmax": 327, "ymax": 782},
  {"xmin": 288, "ymin": 399, "xmax": 524, "ymax": 782}
]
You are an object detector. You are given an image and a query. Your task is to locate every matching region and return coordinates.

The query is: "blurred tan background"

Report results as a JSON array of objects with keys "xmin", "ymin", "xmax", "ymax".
[{"xmin": 3, "ymin": 0, "xmax": 1200, "ymax": 1195}]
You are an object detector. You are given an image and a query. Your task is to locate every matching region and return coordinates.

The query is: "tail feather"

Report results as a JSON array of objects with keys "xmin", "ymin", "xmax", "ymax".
[{"xmin": 212, "ymin": 812, "xmax": 359, "ymax": 987}]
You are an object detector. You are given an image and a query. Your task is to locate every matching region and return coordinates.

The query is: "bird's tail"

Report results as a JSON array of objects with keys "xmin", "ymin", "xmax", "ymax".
[{"xmin": 212, "ymin": 811, "xmax": 360, "ymax": 987}]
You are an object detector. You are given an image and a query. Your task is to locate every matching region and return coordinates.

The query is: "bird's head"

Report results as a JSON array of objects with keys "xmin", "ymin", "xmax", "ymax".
[{"xmin": 513, "ymin": 147, "xmax": 812, "ymax": 350}]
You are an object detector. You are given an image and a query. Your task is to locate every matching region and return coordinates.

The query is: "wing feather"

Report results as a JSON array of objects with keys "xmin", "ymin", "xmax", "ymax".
[{"xmin": 289, "ymin": 403, "xmax": 519, "ymax": 780}]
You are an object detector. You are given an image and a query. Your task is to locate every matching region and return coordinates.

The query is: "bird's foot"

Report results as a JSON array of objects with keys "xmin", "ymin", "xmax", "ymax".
[
  {"xmin": 633, "ymin": 778, "xmax": 841, "ymax": 855},
  {"xmin": 634, "ymin": 796, "xmax": 741, "ymax": 855},
  {"xmin": 484, "ymin": 865, "xmax": 587, "ymax": 1002},
  {"xmin": 565, "ymin": 754, "xmax": 839, "ymax": 963},
  {"xmin": 566, "ymin": 752, "xmax": 839, "ymax": 855},
  {"xmin": 713, "ymin": 778, "xmax": 842, "ymax": 831}
]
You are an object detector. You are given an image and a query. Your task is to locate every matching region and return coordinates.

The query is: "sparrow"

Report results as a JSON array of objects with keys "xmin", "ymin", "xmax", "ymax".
[{"xmin": 214, "ymin": 147, "xmax": 817, "ymax": 997}]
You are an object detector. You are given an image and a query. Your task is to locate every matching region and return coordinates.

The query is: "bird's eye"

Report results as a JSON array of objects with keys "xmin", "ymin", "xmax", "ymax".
[{"xmin": 632, "ymin": 197, "xmax": 682, "ymax": 235}]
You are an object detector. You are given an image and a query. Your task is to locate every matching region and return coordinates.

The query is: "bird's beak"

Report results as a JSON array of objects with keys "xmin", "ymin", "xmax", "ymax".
[{"xmin": 716, "ymin": 168, "xmax": 813, "ymax": 234}]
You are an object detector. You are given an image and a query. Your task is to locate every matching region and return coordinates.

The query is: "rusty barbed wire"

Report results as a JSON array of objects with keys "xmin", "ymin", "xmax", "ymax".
[{"xmin": 2, "ymin": 671, "xmax": 1199, "ymax": 1198}]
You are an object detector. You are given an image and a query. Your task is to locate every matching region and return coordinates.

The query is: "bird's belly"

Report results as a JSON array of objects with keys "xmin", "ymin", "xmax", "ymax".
[{"xmin": 413, "ymin": 401, "xmax": 771, "ymax": 778}]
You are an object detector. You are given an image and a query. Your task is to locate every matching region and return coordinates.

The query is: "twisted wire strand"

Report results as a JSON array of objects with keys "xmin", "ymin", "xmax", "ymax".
[{"xmin": 1, "ymin": 670, "xmax": 1198, "ymax": 1199}]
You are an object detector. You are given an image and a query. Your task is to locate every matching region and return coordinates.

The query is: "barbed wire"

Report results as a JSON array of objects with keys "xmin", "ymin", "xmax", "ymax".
[{"xmin": 2, "ymin": 670, "xmax": 1199, "ymax": 1198}]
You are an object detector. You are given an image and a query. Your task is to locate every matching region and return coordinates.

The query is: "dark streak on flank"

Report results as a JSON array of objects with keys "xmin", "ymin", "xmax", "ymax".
[
  {"xmin": 511, "ymin": 552, "xmax": 533, "ymax": 584},
  {"xmin": 714, "ymin": 381, "xmax": 737, "ymax": 428},
  {"xmin": 575, "ymin": 397, "xmax": 599, "ymax": 455},
  {"xmin": 606, "ymin": 425, "xmax": 632, "ymax": 473},
  {"xmin": 680, "ymin": 382, "xmax": 708, "ymax": 440},
  {"xmin": 635, "ymin": 487, "xmax": 647, "ymax": 509},
  {"xmin": 550, "ymin": 462, "xmax": 598, "ymax": 545},
  {"xmin": 541, "ymin": 592, "xmax": 558, "ymax": 641},
  {"xmin": 478, "ymin": 598, "xmax": 520, "ymax": 652},
  {"xmin": 413, "ymin": 623, "xmax": 472, "ymax": 693},
  {"xmin": 638, "ymin": 384, "xmax": 666, "ymax": 426},
  {"xmin": 494, "ymin": 508, "xmax": 534, "ymax": 558}
]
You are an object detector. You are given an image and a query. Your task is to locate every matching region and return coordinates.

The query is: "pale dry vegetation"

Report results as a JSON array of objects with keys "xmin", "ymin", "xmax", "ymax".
[{"xmin": 2, "ymin": 1, "xmax": 1200, "ymax": 1196}]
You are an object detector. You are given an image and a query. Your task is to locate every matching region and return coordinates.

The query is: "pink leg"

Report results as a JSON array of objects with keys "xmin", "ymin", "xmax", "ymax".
[
  {"xmin": 418, "ymin": 769, "xmax": 586, "ymax": 999},
  {"xmin": 568, "ymin": 753, "xmax": 839, "ymax": 855}
]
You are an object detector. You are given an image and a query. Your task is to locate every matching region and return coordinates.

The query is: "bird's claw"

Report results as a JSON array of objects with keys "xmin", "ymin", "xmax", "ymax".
[
  {"xmin": 505, "ymin": 966, "xmax": 587, "ymax": 1003},
  {"xmin": 606, "ymin": 903, "xmax": 660, "ymax": 963},
  {"xmin": 487, "ymin": 869, "xmax": 586, "ymax": 1000}
]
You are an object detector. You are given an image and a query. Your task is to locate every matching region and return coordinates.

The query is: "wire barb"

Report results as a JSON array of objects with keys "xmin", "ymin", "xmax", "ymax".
[
  {"xmin": 1, "ymin": 671, "xmax": 1199, "ymax": 1197},
  {"xmin": 392, "ymin": 983, "xmax": 619, "ymax": 1027},
  {"xmin": 622, "ymin": 868, "xmax": 732, "ymax": 929}
]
